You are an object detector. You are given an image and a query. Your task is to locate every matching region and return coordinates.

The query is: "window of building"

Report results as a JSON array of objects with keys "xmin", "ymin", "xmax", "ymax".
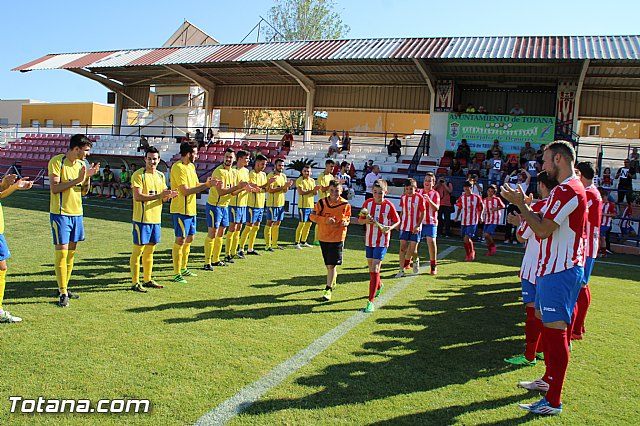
[
  {"xmin": 172, "ymin": 94, "xmax": 189, "ymax": 106},
  {"xmin": 31, "ymin": 119, "xmax": 40, "ymax": 126},
  {"xmin": 71, "ymin": 120, "xmax": 81, "ymax": 127},
  {"xmin": 157, "ymin": 94, "xmax": 190, "ymax": 107},
  {"xmin": 0, "ymin": 118, "xmax": 8, "ymax": 126},
  {"xmin": 587, "ymin": 124, "xmax": 600, "ymax": 136},
  {"xmin": 45, "ymin": 119, "xmax": 54, "ymax": 128}
]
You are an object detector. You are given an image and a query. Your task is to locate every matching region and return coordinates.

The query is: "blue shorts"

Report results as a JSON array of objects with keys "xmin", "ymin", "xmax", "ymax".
[
  {"xmin": 366, "ymin": 246, "xmax": 388, "ymax": 260},
  {"xmin": 599, "ymin": 225, "xmax": 611, "ymax": 235},
  {"xmin": 461, "ymin": 224, "xmax": 477, "ymax": 237},
  {"xmin": 521, "ymin": 279, "xmax": 537, "ymax": 304},
  {"xmin": 266, "ymin": 206, "xmax": 285, "ymax": 222},
  {"xmin": 206, "ymin": 204, "xmax": 229, "ymax": 229},
  {"xmin": 230, "ymin": 206, "xmax": 247, "ymax": 224},
  {"xmin": 298, "ymin": 208, "xmax": 312, "ymax": 222},
  {"xmin": 248, "ymin": 207, "xmax": 264, "ymax": 224},
  {"xmin": 132, "ymin": 222, "xmax": 161, "ymax": 245},
  {"xmin": 582, "ymin": 256, "xmax": 595, "ymax": 285},
  {"xmin": 483, "ymin": 224, "xmax": 497, "ymax": 235},
  {"xmin": 536, "ymin": 266, "xmax": 583, "ymax": 324},
  {"xmin": 399, "ymin": 230, "xmax": 420, "ymax": 242},
  {"xmin": 50, "ymin": 214, "xmax": 85, "ymax": 245},
  {"xmin": 0, "ymin": 234, "xmax": 11, "ymax": 261},
  {"xmin": 421, "ymin": 224, "xmax": 437, "ymax": 239},
  {"xmin": 172, "ymin": 214, "xmax": 196, "ymax": 238}
]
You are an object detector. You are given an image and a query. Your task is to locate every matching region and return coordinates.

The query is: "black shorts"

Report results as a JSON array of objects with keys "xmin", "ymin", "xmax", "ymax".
[{"xmin": 320, "ymin": 241, "xmax": 344, "ymax": 266}]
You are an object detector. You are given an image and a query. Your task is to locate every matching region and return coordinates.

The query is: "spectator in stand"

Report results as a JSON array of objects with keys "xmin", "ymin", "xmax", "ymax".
[
  {"xmin": 503, "ymin": 168, "xmax": 532, "ymax": 244},
  {"xmin": 468, "ymin": 156, "xmax": 482, "ymax": 177},
  {"xmin": 364, "ymin": 165, "xmax": 383, "ymax": 200},
  {"xmin": 387, "ymin": 134, "xmax": 402, "ymax": 161},
  {"xmin": 520, "ymin": 141, "xmax": 536, "ymax": 161},
  {"xmin": 477, "ymin": 105, "xmax": 488, "ymax": 114},
  {"xmin": 536, "ymin": 144, "xmax": 546, "ymax": 164},
  {"xmin": 601, "ymin": 167, "xmax": 613, "ymax": 187},
  {"xmin": 614, "ymin": 159, "xmax": 637, "ymax": 203},
  {"xmin": 339, "ymin": 131, "xmax": 351, "ymax": 153},
  {"xmin": 194, "ymin": 129, "xmax": 205, "ymax": 147},
  {"xmin": 363, "ymin": 159, "xmax": 374, "ymax": 176},
  {"xmin": 525, "ymin": 155, "xmax": 541, "ymax": 197},
  {"xmin": 137, "ymin": 135, "xmax": 149, "ymax": 153},
  {"xmin": 182, "ymin": 132, "xmax": 191, "ymax": 143},
  {"xmin": 456, "ymin": 139, "xmax": 471, "ymax": 163},
  {"xmin": 505, "ymin": 155, "xmax": 520, "ymax": 176},
  {"xmin": 510, "ymin": 102, "xmax": 525, "ymax": 116},
  {"xmin": 620, "ymin": 202, "xmax": 634, "ymax": 238},
  {"xmin": 465, "ymin": 103, "xmax": 476, "ymax": 113},
  {"xmin": 206, "ymin": 128, "xmax": 214, "ymax": 144},
  {"xmin": 117, "ymin": 164, "xmax": 134, "ymax": 198},
  {"xmin": 435, "ymin": 175, "xmax": 453, "ymax": 237},
  {"xmin": 455, "ymin": 103, "xmax": 465, "ymax": 117},
  {"xmin": 487, "ymin": 150, "xmax": 504, "ymax": 185},
  {"xmin": 630, "ymin": 147, "xmax": 640, "ymax": 171},
  {"xmin": 99, "ymin": 165, "xmax": 117, "ymax": 198},
  {"xmin": 327, "ymin": 131, "xmax": 340, "ymax": 157},
  {"xmin": 496, "ymin": 106, "xmax": 504, "ymax": 114},
  {"xmin": 486, "ymin": 139, "xmax": 503, "ymax": 160},
  {"xmin": 336, "ymin": 161, "xmax": 353, "ymax": 198},
  {"xmin": 449, "ymin": 158, "xmax": 465, "ymax": 177},
  {"xmin": 281, "ymin": 129, "xmax": 294, "ymax": 149},
  {"xmin": 599, "ymin": 188, "xmax": 617, "ymax": 256}
]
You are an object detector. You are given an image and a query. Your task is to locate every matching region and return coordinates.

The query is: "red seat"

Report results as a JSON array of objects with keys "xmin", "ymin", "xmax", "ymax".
[
  {"xmin": 247, "ymin": 141, "xmax": 258, "ymax": 149},
  {"xmin": 436, "ymin": 167, "xmax": 448, "ymax": 176},
  {"xmin": 475, "ymin": 152, "xmax": 486, "ymax": 161},
  {"xmin": 258, "ymin": 142, "xmax": 268, "ymax": 148},
  {"xmin": 440, "ymin": 157, "xmax": 452, "ymax": 167}
]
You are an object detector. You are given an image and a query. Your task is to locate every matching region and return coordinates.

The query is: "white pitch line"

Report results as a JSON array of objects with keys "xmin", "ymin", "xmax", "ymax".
[{"xmin": 193, "ymin": 246, "xmax": 458, "ymax": 426}]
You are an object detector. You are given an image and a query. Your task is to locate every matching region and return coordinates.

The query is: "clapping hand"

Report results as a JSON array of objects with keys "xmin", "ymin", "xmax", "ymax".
[{"xmin": 13, "ymin": 177, "xmax": 33, "ymax": 191}]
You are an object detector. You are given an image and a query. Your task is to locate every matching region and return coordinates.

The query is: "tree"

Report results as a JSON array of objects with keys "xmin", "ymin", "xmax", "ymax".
[{"xmin": 264, "ymin": 0, "xmax": 350, "ymax": 42}]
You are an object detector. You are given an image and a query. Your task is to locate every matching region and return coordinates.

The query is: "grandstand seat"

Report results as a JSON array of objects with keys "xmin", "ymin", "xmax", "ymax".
[
  {"xmin": 232, "ymin": 141, "xmax": 242, "ymax": 148},
  {"xmin": 224, "ymin": 140, "xmax": 233, "ymax": 146},
  {"xmin": 440, "ymin": 157, "xmax": 452, "ymax": 167},
  {"xmin": 258, "ymin": 142, "xmax": 268, "ymax": 148},
  {"xmin": 247, "ymin": 141, "xmax": 258, "ymax": 149},
  {"xmin": 267, "ymin": 142, "xmax": 277, "ymax": 149},
  {"xmin": 475, "ymin": 152, "xmax": 485, "ymax": 161},
  {"xmin": 459, "ymin": 158, "xmax": 467, "ymax": 167}
]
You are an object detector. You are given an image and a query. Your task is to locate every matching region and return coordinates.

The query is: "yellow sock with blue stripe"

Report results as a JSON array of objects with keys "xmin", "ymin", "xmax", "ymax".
[
  {"xmin": 204, "ymin": 236, "xmax": 214, "ymax": 265},
  {"xmin": 66, "ymin": 249, "xmax": 76, "ymax": 285},
  {"xmin": 248, "ymin": 226, "xmax": 260, "ymax": 251},
  {"xmin": 142, "ymin": 245, "xmax": 156, "ymax": 283},
  {"xmin": 0, "ymin": 269, "xmax": 6, "ymax": 310},
  {"xmin": 295, "ymin": 223, "xmax": 304, "ymax": 243},
  {"xmin": 172, "ymin": 243, "xmax": 183, "ymax": 275},
  {"xmin": 272, "ymin": 224, "xmax": 280, "ymax": 248},
  {"xmin": 239, "ymin": 226, "xmax": 251, "ymax": 252},
  {"xmin": 302, "ymin": 222, "xmax": 313, "ymax": 243},
  {"xmin": 180, "ymin": 242, "xmax": 191, "ymax": 271},
  {"xmin": 264, "ymin": 225, "xmax": 272, "ymax": 248},
  {"xmin": 212, "ymin": 237, "xmax": 223, "ymax": 263},
  {"xmin": 130, "ymin": 245, "xmax": 144, "ymax": 284},
  {"xmin": 54, "ymin": 249, "xmax": 69, "ymax": 294}
]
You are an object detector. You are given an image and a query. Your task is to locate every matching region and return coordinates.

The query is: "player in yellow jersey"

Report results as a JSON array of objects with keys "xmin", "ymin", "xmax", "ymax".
[
  {"xmin": 294, "ymin": 165, "xmax": 320, "ymax": 249},
  {"xmin": 203, "ymin": 148, "xmax": 251, "ymax": 269},
  {"xmin": 226, "ymin": 150, "xmax": 252, "ymax": 261},
  {"xmin": 49, "ymin": 134, "xmax": 100, "ymax": 307},
  {"xmin": 130, "ymin": 147, "xmax": 178, "ymax": 292},
  {"xmin": 238, "ymin": 154, "xmax": 270, "ymax": 256},
  {"xmin": 0, "ymin": 174, "xmax": 33, "ymax": 323},
  {"xmin": 265, "ymin": 158, "xmax": 294, "ymax": 251},
  {"xmin": 170, "ymin": 141, "xmax": 216, "ymax": 284},
  {"xmin": 312, "ymin": 159, "xmax": 336, "ymax": 244}
]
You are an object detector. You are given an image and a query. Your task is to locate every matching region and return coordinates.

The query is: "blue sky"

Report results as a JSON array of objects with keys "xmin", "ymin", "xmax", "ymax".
[{"xmin": 1, "ymin": 0, "xmax": 638, "ymax": 103}]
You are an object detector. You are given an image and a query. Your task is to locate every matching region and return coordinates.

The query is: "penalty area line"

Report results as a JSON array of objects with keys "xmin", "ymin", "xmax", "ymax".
[{"xmin": 193, "ymin": 245, "xmax": 458, "ymax": 426}]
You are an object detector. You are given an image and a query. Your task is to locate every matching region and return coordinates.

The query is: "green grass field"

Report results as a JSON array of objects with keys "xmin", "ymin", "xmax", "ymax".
[{"xmin": 0, "ymin": 189, "xmax": 638, "ymax": 425}]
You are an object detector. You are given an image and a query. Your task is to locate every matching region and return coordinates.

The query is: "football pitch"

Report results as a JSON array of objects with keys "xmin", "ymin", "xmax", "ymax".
[{"xmin": 0, "ymin": 190, "xmax": 638, "ymax": 425}]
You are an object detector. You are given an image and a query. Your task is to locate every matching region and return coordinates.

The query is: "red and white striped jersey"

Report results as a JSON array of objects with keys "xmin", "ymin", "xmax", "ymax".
[
  {"xmin": 418, "ymin": 188, "xmax": 440, "ymax": 225},
  {"xmin": 482, "ymin": 196, "xmax": 505, "ymax": 225},
  {"xmin": 584, "ymin": 185, "xmax": 603, "ymax": 258},
  {"xmin": 400, "ymin": 193, "xmax": 426, "ymax": 232},
  {"xmin": 455, "ymin": 193, "xmax": 483, "ymax": 226},
  {"xmin": 518, "ymin": 199, "xmax": 547, "ymax": 284},
  {"xmin": 362, "ymin": 198, "xmax": 400, "ymax": 248},
  {"xmin": 601, "ymin": 201, "xmax": 617, "ymax": 227},
  {"xmin": 537, "ymin": 176, "xmax": 588, "ymax": 277},
  {"xmin": 621, "ymin": 205, "xmax": 633, "ymax": 229}
]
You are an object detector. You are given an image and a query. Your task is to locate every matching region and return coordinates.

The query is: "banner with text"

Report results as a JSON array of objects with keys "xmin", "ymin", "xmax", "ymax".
[{"xmin": 447, "ymin": 113, "xmax": 555, "ymax": 155}]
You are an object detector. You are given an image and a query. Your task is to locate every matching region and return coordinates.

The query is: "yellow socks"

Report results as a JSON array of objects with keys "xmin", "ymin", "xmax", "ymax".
[
  {"xmin": 272, "ymin": 224, "xmax": 280, "ymax": 248},
  {"xmin": 54, "ymin": 249, "xmax": 69, "ymax": 294},
  {"xmin": 212, "ymin": 236, "xmax": 223, "ymax": 263},
  {"xmin": 130, "ymin": 245, "xmax": 144, "ymax": 284},
  {"xmin": 301, "ymin": 222, "xmax": 313, "ymax": 243},
  {"xmin": 181, "ymin": 242, "xmax": 191, "ymax": 271},
  {"xmin": 204, "ymin": 236, "xmax": 214, "ymax": 265},
  {"xmin": 264, "ymin": 225, "xmax": 272, "ymax": 248},
  {"xmin": 230, "ymin": 230, "xmax": 240, "ymax": 256},
  {"xmin": 239, "ymin": 226, "xmax": 251, "ymax": 252},
  {"xmin": 225, "ymin": 231, "xmax": 233, "ymax": 257},
  {"xmin": 172, "ymin": 243, "xmax": 183, "ymax": 275},
  {"xmin": 248, "ymin": 226, "xmax": 259, "ymax": 251},
  {"xmin": 66, "ymin": 249, "xmax": 76, "ymax": 285},
  {"xmin": 295, "ymin": 222, "xmax": 304, "ymax": 243},
  {"xmin": 142, "ymin": 245, "xmax": 156, "ymax": 283},
  {"xmin": 0, "ymin": 269, "xmax": 6, "ymax": 310}
]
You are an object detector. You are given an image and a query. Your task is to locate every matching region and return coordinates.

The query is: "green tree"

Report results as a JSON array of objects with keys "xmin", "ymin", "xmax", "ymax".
[{"xmin": 264, "ymin": 0, "xmax": 350, "ymax": 41}]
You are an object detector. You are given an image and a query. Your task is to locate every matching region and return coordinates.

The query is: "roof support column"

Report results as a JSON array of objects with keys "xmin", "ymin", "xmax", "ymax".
[
  {"xmin": 305, "ymin": 87, "xmax": 316, "ymax": 145},
  {"xmin": 573, "ymin": 59, "xmax": 590, "ymax": 134},
  {"xmin": 204, "ymin": 86, "xmax": 216, "ymax": 130},
  {"xmin": 113, "ymin": 92, "xmax": 124, "ymax": 135}
]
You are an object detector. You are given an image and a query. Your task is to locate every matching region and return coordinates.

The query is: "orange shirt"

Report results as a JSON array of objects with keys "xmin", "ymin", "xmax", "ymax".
[{"xmin": 310, "ymin": 197, "xmax": 351, "ymax": 242}]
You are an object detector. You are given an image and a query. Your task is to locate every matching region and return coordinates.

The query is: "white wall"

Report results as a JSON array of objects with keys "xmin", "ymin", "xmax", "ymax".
[
  {"xmin": 429, "ymin": 112, "xmax": 449, "ymax": 156},
  {"xmin": 0, "ymin": 99, "xmax": 35, "ymax": 124}
]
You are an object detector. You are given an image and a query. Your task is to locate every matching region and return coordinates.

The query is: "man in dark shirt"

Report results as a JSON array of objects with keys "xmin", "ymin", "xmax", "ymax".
[
  {"xmin": 615, "ymin": 159, "xmax": 637, "ymax": 203},
  {"xmin": 387, "ymin": 134, "xmax": 402, "ymax": 160}
]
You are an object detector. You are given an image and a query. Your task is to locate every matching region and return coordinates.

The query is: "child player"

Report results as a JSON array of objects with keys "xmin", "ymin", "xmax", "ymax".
[
  {"xmin": 359, "ymin": 179, "xmax": 400, "ymax": 313},
  {"xmin": 418, "ymin": 172, "xmax": 440, "ymax": 274},
  {"xmin": 598, "ymin": 188, "xmax": 616, "ymax": 257},
  {"xmin": 310, "ymin": 181, "xmax": 351, "ymax": 301},
  {"xmin": 395, "ymin": 178, "xmax": 425, "ymax": 278},
  {"xmin": 455, "ymin": 180, "xmax": 484, "ymax": 261},
  {"xmin": 482, "ymin": 184, "xmax": 505, "ymax": 256}
]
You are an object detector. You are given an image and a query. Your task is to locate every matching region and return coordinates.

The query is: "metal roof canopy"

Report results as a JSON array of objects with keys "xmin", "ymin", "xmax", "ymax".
[{"xmin": 12, "ymin": 35, "xmax": 640, "ymax": 118}]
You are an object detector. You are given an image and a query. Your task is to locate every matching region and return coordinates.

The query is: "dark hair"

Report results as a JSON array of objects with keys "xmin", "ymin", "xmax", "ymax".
[
  {"xmin": 325, "ymin": 159, "xmax": 335, "ymax": 166},
  {"xmin": 425, "ymin": 172, "xmax": 435, "ymax": 178},
  {"xmin": 373, "ymin": 179, "xmax": 388, "ymax": 191},
  {"xmin": 275, "ymin": 158, "xmax": 284, "ymax": 165},
  {"xmin": 576, "ymin": 161, "xmax": 595, "ymax": 180},
  {"xmin": 537, "ymin": 171, "xmax": 558, "ymax": 191},
  {"xmin": 179, "ymin": 141, "xmax": 197, "ymax": 156},
  {"xmin": 224, "ymin": 147, "xmax": 235, "ymax": 155},
  {"xmin": 404, "ymin": 178, "xmax": 417, "ymax": 187},
  {"xmin": 340, "ymin": 161, "xmax": 349, "ymax": 168},
  {"xmin": 145, "ymin": 146, "xmax": 160, "ymax": 156},
  {"xmin": 302, "ymin": 164, "xmax": 311, "ymax": 170},
  {"xmin": 548, "ymin": 140, "xmax": 576, "ymax": 164},
  {"xmin": 463, "ymin": 180, "xmax": 472, "ymax": 188},
  {"xmin": 255, "ymin": 154, "xmax": 268, "ymax": 162},
  {"xmin": 236, "ymin": 149, "xmax": 248, "ymax": 160},
  {"xmin": 69, "ymin": 134, "xmax": 93, "ymax": 150},
  {"xmin": 487, "ymin": 184, "xmax": 497, "ymax": 192},
  {"xmin": 328, "ymin": 180, "xmax": 340, "ymax": 188}
]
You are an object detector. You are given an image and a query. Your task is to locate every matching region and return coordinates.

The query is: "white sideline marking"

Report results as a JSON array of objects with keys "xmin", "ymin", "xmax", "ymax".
[{"xmin": 192, "ymin": 246, "xmax": 457, "ymax": 426}]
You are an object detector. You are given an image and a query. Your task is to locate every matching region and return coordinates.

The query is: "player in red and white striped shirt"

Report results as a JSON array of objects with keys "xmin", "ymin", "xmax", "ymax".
[
  {"xmin": 502, "ymin": 140, "xmax": 587, "ymax": 415},
  {"xmin": 503, "ymin": 171, "xmax": 557, "ymax": 367},
  {"xmin": 455, "ymin": 181, "xmax": 484, "ymax": 261},
  {"xmin": 570, "ymin": 162, "xmax": 603, "ymax": 341},
  {"xmin": 418, "ymin": 172, "xmax": 440, "ymax": 274},
  {"xmin": 358, "ymin": 179, "xmax": 400, "ymax": 313},
  {"xmin": 396, "ymin": 179, "xmax": 426, "ymax": 278},
  {"xmin": 481, "ymin": 185, "xmax": 505, "ymax": 256},
  {"xmin": 598, "ymin": 188, "xmax": 617, "ymax": 257}
]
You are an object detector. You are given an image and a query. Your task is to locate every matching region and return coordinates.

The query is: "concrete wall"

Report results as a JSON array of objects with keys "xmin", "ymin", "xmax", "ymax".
[
  {"xmin": 578, "ymin": 120, "xmax": 640, "ymax": 139},
  {"xmin": 22, "ymin": 102, "xmax": 114, "ymax": 126},
  {"xmin": 0, "ymin": 100, "xmax": 41, "ymax": 124}
]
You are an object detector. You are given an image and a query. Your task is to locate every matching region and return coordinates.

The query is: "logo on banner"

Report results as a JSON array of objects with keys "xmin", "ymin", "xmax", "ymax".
[
  {"xmin": 449, "ymin": 122, "xmax": 460, "ymax": 138},
  {"xmin": 447, "ymin": 140, "xmax": 457, "ymax": 150}
]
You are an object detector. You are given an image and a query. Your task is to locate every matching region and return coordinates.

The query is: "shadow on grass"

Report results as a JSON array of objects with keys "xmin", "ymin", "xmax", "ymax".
[{"xmin": 237, "ymin": 280, "xmax": 532, "ymax": 423}]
